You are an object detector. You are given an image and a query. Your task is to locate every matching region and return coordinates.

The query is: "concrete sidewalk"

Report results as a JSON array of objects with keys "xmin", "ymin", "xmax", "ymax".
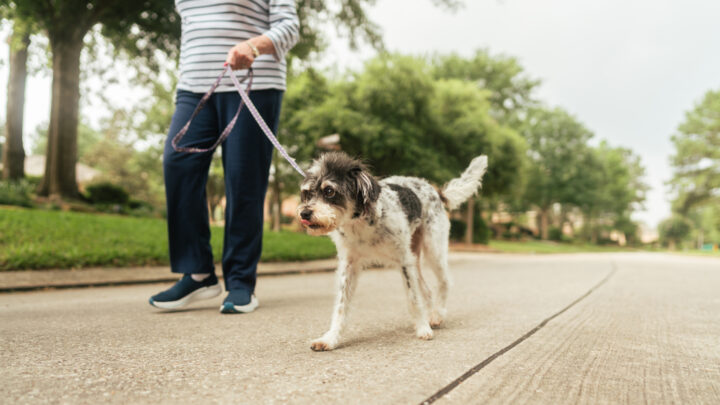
[
  {"xmin": 0, "ymin": 259, "xmax": 338, "ymax": 292},
  {"xmin": 1, "ymin": 252, "xmax": 719, "ymax": 404}
]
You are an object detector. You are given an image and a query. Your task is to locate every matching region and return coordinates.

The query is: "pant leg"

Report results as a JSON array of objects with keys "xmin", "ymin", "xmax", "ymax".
[
  {"xmin": 163, "ymin": 90, "xmax": 220, "ymax": 274},
  {"xmin": 217, "ymin": 89, "xmax": 283, "ymax": 292}
]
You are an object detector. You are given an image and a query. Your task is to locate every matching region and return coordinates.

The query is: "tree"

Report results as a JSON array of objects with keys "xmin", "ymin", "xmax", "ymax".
[
  {"xmin": 668, "ymin": 88, "xmax": 720, "ymax": 214},
  {"xmin": 575, "ymin": 142, "xmax": 647, "ymax": 243},
  {"xmin": 2, "ymin": 19, "xmax": 30, "ymax": 180},
  {"xmin": 430, "ymin": 49, "xmax": 540, "ymax": 127},
  {"xmin": 659, "ymin": 215, "xmax": 692, "ymax": 250},
  {"xmin": 283, "ymin": 54, "xmax": 527, "ymax": 241},
  {"xmin": 2, "ymin": 0, "xmax": 180, "ymax": 198},
  {"xmin": 521, "ymin": 107, "xmax": 595, "ymax": 239}
]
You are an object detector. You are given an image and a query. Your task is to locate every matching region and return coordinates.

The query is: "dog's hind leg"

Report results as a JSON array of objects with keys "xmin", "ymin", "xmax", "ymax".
[
  {"xmin": 423, "ymin": 219, "xmax": 452, "ymax": 328},
  {"xmin": 311, "ymin": 257, "xmax": 359, "ymax": 351},
  {"xmin": 412, "ymin": 227, "xmax": 433, "ymax": 314},
  {"xmin": 400, "ymin": 252, "xmax": 434, "ymax": 340}
]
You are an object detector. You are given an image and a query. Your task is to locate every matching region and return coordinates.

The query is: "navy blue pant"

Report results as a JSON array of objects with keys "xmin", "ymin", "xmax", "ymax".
[{"xmin": 164, "ymin": 89, "xmax": 283, "ymax": 293}]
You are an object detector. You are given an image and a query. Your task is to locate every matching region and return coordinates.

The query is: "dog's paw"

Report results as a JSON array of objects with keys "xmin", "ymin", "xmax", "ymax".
[
  {"xmin": 429, "ymin": 315, "xmax": 444, "ymax": 329},
  {"xmin": 416, "ymin": 325, "xmax": 434, "ymax": 340},
  {"xmin": 310, "ymin": 338, "xmax": 337, "ymax": 352}
]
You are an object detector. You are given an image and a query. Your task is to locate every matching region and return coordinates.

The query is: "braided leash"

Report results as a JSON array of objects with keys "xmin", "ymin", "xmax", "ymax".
[{"xmin": 171, "ymin": 63, "xmax": 306, "ymax": 177}]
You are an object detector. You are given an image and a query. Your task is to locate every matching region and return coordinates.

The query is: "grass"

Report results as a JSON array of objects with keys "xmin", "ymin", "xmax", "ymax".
[
  {"xmin": 0, "ymin": 206, "xmax": 336, "ymax": 271},
  {"xmin": 488, "ymin": 239, "xmax": 637, "ymax": 254},
  {"xmin": 673, "ymin": 249, "xmax": 720, "ymax": 258}
]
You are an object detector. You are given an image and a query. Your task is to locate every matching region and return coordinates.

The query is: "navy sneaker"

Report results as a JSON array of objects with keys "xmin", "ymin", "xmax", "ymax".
[
  {"xmin": 149, "ymin": 274, "xmax": 221, "ymax": 310},
  {"xmin": 220, "ymin": 289, "xmax": 259, "ymax": 314}
]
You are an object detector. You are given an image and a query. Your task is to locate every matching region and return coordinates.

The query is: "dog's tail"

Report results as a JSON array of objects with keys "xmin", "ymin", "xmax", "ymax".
[{"xmin": 441, "ymin": 155, "xmax": 488, "ymax": 210}]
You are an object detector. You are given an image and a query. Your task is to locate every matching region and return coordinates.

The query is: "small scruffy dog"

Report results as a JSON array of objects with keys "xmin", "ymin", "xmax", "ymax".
[{"xmin": 297, "ymin": 152, "xmax": 487, "ymax": 351}]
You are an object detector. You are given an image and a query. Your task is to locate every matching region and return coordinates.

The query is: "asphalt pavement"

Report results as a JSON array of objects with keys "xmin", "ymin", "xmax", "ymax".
[{"xmin": 1, "ymin": 252, "xmax": 718, "ymax": 404}]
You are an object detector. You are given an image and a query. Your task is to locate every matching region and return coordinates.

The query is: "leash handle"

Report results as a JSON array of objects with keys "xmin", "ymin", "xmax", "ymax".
[
  {"xmin": 227, "ymin": 66, "xmax": 306, "ymax": 177},
  {"xmin": 171, "ymin": 66, "xmax": 253, "ymax": 153}
]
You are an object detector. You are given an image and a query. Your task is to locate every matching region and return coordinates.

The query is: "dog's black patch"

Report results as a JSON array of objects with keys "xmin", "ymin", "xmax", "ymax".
[
  {"xmin": 387, "ymin": 184, "xmax": 422, "ymax": 222},
  {"xmin": 401, "ymin": 266, "xmax": 411, "ymax": 289}
]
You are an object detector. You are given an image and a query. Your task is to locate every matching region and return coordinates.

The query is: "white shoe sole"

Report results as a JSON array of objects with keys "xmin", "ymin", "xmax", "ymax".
[
  {"xmin": 220, "ymin": 295, "xmax": 259, "ymax": 313},
  {"xmin": 150, "ymin": 283, "xmax": 222, "ymax": 310}
]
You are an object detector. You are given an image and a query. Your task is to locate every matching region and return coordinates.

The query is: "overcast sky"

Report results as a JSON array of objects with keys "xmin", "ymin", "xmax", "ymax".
[{"xmin": 2, "ymin": 0, "xmax": 720, "ymax": 227}]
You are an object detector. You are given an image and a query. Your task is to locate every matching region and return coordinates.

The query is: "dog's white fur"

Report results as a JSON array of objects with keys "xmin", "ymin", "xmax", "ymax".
[{"xmin": 297, "ymin": 152, "xmax": 488, "ymax": 351}]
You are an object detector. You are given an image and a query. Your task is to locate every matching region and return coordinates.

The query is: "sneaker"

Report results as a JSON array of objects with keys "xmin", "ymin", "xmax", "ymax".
[
  {"xmin": 220, "ymin": 289, "xmax": 259, "ymax": 314},
  {"xmin": 149, "ymin": 273, "xmax": 221, "ymax": 310}
]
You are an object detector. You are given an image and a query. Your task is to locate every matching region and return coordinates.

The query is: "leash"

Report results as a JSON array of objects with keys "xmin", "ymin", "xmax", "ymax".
[{"xmin": 171, "ymin": 63, "xmax": 306, "ymax": 177}]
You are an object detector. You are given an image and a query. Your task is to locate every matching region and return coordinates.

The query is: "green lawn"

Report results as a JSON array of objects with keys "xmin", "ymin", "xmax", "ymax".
[
  {"xmin": 488, "ymin": 239, "xmax": 636, "ymax": 254},
  {"xmin": 0, "ymin": 206, "xmax": 336, "ymax": 271}
]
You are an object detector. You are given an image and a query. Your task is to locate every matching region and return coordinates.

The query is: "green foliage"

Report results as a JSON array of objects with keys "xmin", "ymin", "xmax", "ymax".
[
  {"xmin": 669, "ymin": 88, "xmax": 720, "ymax": 214},
  {"xmin": 447, "ymin": 210, "xmax": 490, "ymax": 244},
  {"xmin": 473, "ymin": 211, "xmax": 491, "ymax": 244},
  {"xmin": 430, "ymin": 49, "xmax": 540, "ymax": 126},
  {"xmin": 0, "ymin": 207, "xmax": 337, "ymax": 270},
  {"xmin": 663, "ymin": 88, "xmax": 720, "ymax": 246},
  {"xmin": 290, "ymin": 54, "xmax": 527, "ymax": 199},
  {"xmin": 659, "ymin": 215, "xmax": 693, "ymax": 248},
  {"xmin": 522, "ymin": 106, "xmax": 595, "ymax": 212},
  {"xmin": 548, "ymin": 226, "xmax": 563, "ymax": 242},
  {"xmin": 0, "ymin": 179, "xmax": 34, "ymax": 207},
  {"xmin": 85, "ymin": 182, "xmax": 130, "ymax": 205},
  {"xmin": 520, "ymin": 107, "xmax": 646, "ymax": 241},
  {"xmin": 78, "ymin": 72, "xmax": 173, "ymax": 207},
  {"xmin": 6, "ymin": 0, "xmax": 180, "ymax": 59},
  {"xmin": 449, "ymin": 218, "xmax": 466, "ymax": 241}
]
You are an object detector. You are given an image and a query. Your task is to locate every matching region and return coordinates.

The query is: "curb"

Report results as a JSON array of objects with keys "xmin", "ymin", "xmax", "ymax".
[{"xmin": 0, "ymin": 259, "xmax": 338, "ymax": 293}]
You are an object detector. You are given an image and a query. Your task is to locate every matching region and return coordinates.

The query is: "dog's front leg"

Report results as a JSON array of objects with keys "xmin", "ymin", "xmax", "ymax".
[{"xmin": 311, "ymin": 258, "xmax": 358, "ymax": 351}]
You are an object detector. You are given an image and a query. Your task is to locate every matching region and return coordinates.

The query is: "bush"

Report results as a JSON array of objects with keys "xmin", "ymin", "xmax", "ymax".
[
  {"xmin": 449, "ymin": 212, "xmax": 490, "ymax": 244},
  {"xmin": 0, "ymin": 179, "xmax": 34, "ymax": 207},
  {"xmin": 548, "ymin": 226, "xmax": 563, "ymax": 242},
  {"xmin": 85, "ymin": 182, "xmax": 129, "ymax": 205},
  {"xmin": 450, "ymin": 218, "xmax": 466, "ymax": 241}
]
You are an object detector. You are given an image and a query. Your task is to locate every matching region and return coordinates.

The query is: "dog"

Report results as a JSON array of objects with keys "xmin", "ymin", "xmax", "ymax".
[{"xmin": 296, "ymin": 152, "xmax": 488, "ymax": 351}]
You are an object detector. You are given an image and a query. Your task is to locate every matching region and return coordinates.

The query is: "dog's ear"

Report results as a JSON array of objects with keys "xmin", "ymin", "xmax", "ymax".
[{"xmin": 350, "ymin": 166, "xmax": 380, "ymax": 217}]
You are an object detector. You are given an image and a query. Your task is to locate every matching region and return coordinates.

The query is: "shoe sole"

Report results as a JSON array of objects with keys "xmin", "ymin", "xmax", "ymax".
[
  {"xmin": 220, "ymin": 295, "xmax": 259, "ymax": 314},
  {"xmin": 149, "ymin": 283, "xmax": 222, "ymax": 310}
]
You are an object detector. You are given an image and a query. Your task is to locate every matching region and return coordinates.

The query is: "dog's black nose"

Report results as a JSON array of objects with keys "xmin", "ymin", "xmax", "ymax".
[{"xmin": 300, "ymin": 209, "xmax": 313, "ymax": 220}]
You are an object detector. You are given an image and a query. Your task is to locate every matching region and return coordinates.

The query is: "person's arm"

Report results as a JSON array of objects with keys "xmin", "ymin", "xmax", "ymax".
[{"xmin": 225, "ymin": 0, "xmax": 300, "ymax": 70}]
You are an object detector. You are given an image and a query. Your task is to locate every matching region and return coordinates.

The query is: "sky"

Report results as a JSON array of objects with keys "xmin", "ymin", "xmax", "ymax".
[{"xmin": 2, "ymin": 0, "xmax": 720, "ymax": 227}]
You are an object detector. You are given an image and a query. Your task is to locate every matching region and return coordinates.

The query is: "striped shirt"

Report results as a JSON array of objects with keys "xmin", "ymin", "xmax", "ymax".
[{"xmin": 175, "ymin": 0, "xmax": 300, "ymax": 92}]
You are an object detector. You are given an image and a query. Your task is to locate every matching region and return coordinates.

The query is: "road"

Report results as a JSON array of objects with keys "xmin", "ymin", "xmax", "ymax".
[{"xmin": 1, "ymin": 253, "xmax": 719, "ymax": 404}]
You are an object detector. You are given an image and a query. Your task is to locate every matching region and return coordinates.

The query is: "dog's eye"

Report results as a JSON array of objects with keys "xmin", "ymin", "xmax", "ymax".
[{"xmin": 323, "ymin": 187, "xmax": 335, "ymax": 198}]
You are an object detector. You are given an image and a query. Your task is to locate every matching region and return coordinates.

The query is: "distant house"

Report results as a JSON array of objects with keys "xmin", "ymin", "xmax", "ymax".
[{"xmin": 0, "ymin": 155, "xmax": 101, "ymax": 187}]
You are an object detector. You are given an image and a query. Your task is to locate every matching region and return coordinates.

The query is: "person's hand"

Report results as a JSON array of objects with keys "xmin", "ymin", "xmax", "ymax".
[{"xmin": 226, "ymin": 42, "xmax": 255, "ymax": 70}]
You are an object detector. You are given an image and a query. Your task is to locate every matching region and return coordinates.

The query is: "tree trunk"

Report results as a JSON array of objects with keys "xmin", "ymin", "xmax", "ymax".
[
  {"xmin": 38, "ymin": 30, "xmax": 86, "ymax": 198},
  {"xmin": 2, "ymin": 30, "xmax": 30, "ymax": 180},
  {"xmin": 539, "ymin": 208, "xmax": 549, "ymax": 240},
  {"xmin": 464, "ymin": 196, "xmax": 474, "ymax": 244}
]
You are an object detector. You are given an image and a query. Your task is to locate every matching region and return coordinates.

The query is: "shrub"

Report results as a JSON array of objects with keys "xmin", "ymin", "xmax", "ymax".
[
  {"xmin": 548, "ymin": 226, "xmax": 563, "ymax": 242},
  {"xmin": 85, "ymin": 182, "xmax": 130, "ymax": 205},
  {"xmin": 450, "ymin": 218, "xmax": 466, "ymax": 241},
  {"xmin": 449, "ymin": 214, "xmax": 490, "ymax": 244},
  {"xmin": 0, "ymin": 179, "xmax": 34, "ymax": 207}
]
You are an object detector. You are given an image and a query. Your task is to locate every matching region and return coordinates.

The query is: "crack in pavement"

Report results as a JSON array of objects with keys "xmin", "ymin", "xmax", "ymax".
[{"xmin": 420, "ymin": 262, "xmax": 619, "ymax": 404}]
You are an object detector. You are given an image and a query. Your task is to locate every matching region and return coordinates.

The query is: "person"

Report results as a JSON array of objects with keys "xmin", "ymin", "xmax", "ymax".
[{"xmin": 149, "ymin": 0, "xmax": 300, "ymax": 313}]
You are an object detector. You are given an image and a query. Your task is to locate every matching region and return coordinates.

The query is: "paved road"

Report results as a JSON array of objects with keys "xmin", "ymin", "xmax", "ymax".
[{"xmin": 1, "ymin": 253, "xmax": 718, "ymax": 404}]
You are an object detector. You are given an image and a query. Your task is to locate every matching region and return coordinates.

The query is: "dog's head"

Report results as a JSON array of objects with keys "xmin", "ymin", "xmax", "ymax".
[{"xmin": 296, "ymin": 152, "xmax": 380, "ymax": 235}]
